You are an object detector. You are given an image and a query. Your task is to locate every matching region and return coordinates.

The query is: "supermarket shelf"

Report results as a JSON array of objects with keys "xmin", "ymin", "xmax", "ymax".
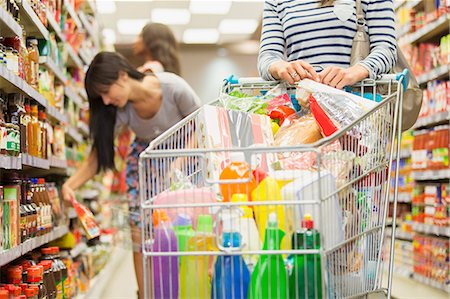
[
  {"xmin": 390, "ymin": 192, "xmax": 411, "ymax": 203},
  {"xmin": 0, "ymin": 64, "xmax": 50, "ymax": 111},
  {"xmin": 0, "ymin": 6, "xmax": 22, "ymax": 37},
  {"xmin": 39, "ymin": 56, "xmax": 67, "ymax": 83},
  {"xmin": 49, "ymin": 156, "xmax": 67, "ymax": 169},
  {"xmin": 70, "ymin": 242, "xmax": 87, "ymax": 258},
  {"xmin": 0, "ymin": 225, "xmax": 69, "ymax": 267},
  {"xmin": 64, "ymin": 0, "xmax": 83, "ymax": 31},
  {"xmin": 47, "ymin": 105, "xmax": 67, "ymax": 123},
  {"xmin": 414, "ymin": 111, "xmax": 450, "ymax": 128},
  {"xmin": 67, "ymin": 46, "xmax": 84, "ymax": 70},
  {"xmin": 397, "ymin": 22, "xmax": 410, "ymax": 39},
  {"xmin": 401, "ymin": 14, "xmax": 450, "ymax": 45},
  {"xmin": 410, "ymin": 169, "xmax": 450, "ymax": 181},
  {"xmin": 394, "ymin": 0, "xmax": 422, "ymax": 11},
  {"xmin": 417, "ymin": 64, "xmax": 450, "ymax": 85},
  {"xmin": 18, "ymin": 0, "xmax": 50, "ymax": 40},
  {"xmin": 411, "ymin": 222, "xmax": 450, "ymax": 237},
  {"xmin": 65, "ymin": 87, "xmax": 84, "ymax": 107},
  {"xmin": 22, "ymin": 154, "xmax": 50, "ymax": 169},
  {"xmin": 46, "ymin": 12, "xmax": 65, "ymax": 42},
  {"xmin": 78, "ymin": 48, "xmax": 92, "ymax": 65},
  {"xmin": 66, "ymin": 126, "xmax": 83, "ymax": 144},
  {"xmin": 76, "ymin": 248, "xmax": 127, "ymax": 299},
  {"xmin": 78, "ymin": 11, "xmax": 99, "ymax": 49},
  {"xmin": 79, "ymin": 122, "xmax": 89, "ymax": 136},
  {"xmin": 0, "ymin": 155, "xmax": 22, "ymax": 169},
  {"xmin": 413, "ymin": 274, "xmax": 450, "ymax": 293}
]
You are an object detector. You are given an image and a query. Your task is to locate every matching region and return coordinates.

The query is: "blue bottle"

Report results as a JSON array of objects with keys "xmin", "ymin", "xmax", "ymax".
[{"xmin": 211, "ymin": 211, "xmax": 250, "ymax": 299}]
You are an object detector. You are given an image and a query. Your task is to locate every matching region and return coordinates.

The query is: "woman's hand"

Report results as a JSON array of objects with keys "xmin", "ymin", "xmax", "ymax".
[
  {"xmin": 319, "ymin": 65, "xmax": 369, "ymax": 89},
  {"xmin": 269, "ymin": 60, "xmax": 320, "ymax": 84},
  {"xmin": 62, "ymin": 183, "xmax": 76, "ymax": 203}
]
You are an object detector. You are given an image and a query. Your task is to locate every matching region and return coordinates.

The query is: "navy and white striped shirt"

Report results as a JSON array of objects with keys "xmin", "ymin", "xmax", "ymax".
[{"xmin": 258, "ymin": 0, "xmax": 397, "ymax": 80}]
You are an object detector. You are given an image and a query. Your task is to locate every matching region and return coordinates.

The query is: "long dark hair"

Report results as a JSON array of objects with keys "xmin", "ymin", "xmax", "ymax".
[
  {"xmin": 140, "ymin": 23, "xmax": 181, "ymax": 75},
  {"xmin": 85, "ymin": 52, "xmax": 145, "ymax": 173}
]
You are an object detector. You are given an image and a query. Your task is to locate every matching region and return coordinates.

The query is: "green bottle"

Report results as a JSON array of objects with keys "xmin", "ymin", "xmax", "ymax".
[
  {"xmin": 289, "ymin": 214, "xmax": 322, "ymax": 299},
  {"xmin": 249, "ymin": 213, "xmax": 288, "ymax": 299}
]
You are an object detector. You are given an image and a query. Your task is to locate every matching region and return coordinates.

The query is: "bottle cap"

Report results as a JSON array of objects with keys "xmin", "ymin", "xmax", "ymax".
[
  {"xmin": 172, "ymin": 214, "xmax": 192, "ymax": 227},
  {"xmin": 268, "ymin": 212, "xmax": 278, "ymax": 227},
  {"xmin": 26, "ymin": 266, "xmax": 42, "ymax": 283},
  {"xmin": 197, "ymin": 214, "xmax": 213, "ymax": 233},
  {"xmin": 41, "ymin": 247, "xmax": 52, "ymax": 255},
  {"xmin": 0, "ymin": 290, "xmax": 8, "ymax": 299},
  {"xmin": 229, "ymin": 152, "xmax": 245, "ymax": 163},
  {"xmin": 50, "ymin": 246, "xmax": 60, "ymax": 254},
  {"xmin": 39, "ymin": 260, "xmax": 52, "ymax": 271},
  {"xmin": 6, "ymin": 266, "xmax": 22, "ymax": 284},
  {"xmin": 18, "ymin": 284, "xmax": 27, "ymax": 293},
  {"xmin": 37, "ymin": 178, "xmax": 45, "ymax": 185},
  {"xmin": 25, "ymin": 289, "xmax": 34, "ymax": 297},
  {"xmin": 301, "ymin": 213, "xmax": 314, "ymax": 229},
  {"xmin": 241, "ymin": 206, "xmax": 253, "ymax": 219},
  {"xmin": 231, "ymin": 193, "xmax": 248, "ymax": 203},
  {"xmin": 153, "ymin": 209, "xmax": 170, "ymax": 227}
]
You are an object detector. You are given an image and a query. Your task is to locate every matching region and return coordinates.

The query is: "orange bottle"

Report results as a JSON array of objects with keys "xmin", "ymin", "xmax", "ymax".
[
  {"xmin": 219, "ymin": 152, "xmax": 256, "ymax": 202},
  {"xmin": 29, "ymin": 104, "xmax": 40, "ymax": 157}
]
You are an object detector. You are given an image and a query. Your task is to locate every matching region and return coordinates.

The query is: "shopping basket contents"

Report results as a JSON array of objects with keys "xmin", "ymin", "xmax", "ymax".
[{"xmin": 139, "ymin": 76, "xmax": 403, "ymax": 298}]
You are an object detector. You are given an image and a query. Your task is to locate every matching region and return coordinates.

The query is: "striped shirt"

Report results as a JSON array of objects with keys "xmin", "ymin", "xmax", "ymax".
[{"xmin": 258, "ymin": 0, "xmax": 397, "ymax": 80}]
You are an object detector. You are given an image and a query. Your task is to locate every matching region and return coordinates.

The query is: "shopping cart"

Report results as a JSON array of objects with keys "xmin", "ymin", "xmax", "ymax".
[{"xmin": 139, "ymin": 73, "xmax": 406, "ymax": 299}]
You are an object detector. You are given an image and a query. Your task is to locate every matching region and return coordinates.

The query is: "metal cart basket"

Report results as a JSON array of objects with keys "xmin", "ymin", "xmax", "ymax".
[{"xmin": 139, "ymin": 74, "xmax": 405, "ymax": 299}]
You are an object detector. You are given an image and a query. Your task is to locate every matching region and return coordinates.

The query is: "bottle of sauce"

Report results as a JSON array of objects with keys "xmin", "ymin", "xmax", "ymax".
[
  {"xmin": 39, "ymin": 257, "xmax": 57, "ymax": 299},
  {"xmin": 29, "ymin": 104, "xmax": 40, "ymax": 157},
  {"xmin": 27, "ymin": 265, "xmax": 48, "ymax": 299},
  {"xmin": 38, "ymin": 108, "xmax": 48, "ymax": 160},
  {"xmin": 26, "ymin": 38, "xmax": 39, "ymax": 90},
  {"xmin": 19, "ymin": 99, "xmax": 31, "ymax": 154},
  {"xmin": 25, "ymin": 101, "xmax": 33, "ymax": 155}
]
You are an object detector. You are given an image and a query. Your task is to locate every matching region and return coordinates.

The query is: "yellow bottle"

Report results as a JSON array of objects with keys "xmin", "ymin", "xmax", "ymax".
[
  {"xmin": 251, "ymin": 177, "xmax": 291, "ymax": 250},
  {"xmin": 179, "ymin": 215, "xmax": 217, "ymax": 299}
]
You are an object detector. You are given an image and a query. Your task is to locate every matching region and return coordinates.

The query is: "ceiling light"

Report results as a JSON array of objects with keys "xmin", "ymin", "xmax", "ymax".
[
  {"xmin": 117, "ymin": 19, "xmax": 148, "ymax": 35},
  {"xmin": 96, "ymin": 1, "xmax": 116, "ymax": 14},
  {"xmin": 219, "ymin": 19, "xmax": 259, "ymax": 34},
  {"xmin": 190, "ymin": 0, "xmax": 231, "ymax": 15},
  {"xmin": 183, "ymin": 29, "xmax": 219, "ymax": 44},
  {"xmin": 102, "ymin": 28, "xmax": 116, "ymax": 45},
  {"xmin": 151, "ymin": 9, "xmax": 191, "ymax": 25}
]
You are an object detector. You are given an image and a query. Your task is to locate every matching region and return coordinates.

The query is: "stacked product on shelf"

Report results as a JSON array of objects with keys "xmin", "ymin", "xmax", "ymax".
[
  {"xmin": 394, "ymin": 0, "xmax": 449, "ymax": 294},
  {"xmin": 0, "ymin": 1, "xmax": 110, "ymax": 298}
]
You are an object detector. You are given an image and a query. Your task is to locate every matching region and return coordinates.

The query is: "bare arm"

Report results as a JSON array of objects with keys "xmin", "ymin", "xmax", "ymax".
[{"xmin": 62, "ymin": 148, "xmax": 99, "ymax": 201}]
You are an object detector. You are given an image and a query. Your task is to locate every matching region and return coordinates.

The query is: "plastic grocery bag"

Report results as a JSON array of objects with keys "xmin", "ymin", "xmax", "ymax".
[{"xmin": 297, "ymin": 79, "xmax": 378, "ymax": 137}]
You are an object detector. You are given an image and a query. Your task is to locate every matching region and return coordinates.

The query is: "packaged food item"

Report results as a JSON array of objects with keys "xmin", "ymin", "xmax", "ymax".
[
  {"xmin": 273, "ymin": 114, "xmax": 322, "ymax": 147},
  {"xmin": 68, "ymin": 196, "xmax": 100, "ymax": 240}
]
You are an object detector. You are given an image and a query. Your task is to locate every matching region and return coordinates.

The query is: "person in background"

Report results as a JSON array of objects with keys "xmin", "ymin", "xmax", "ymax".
[
  {"xmin": 258, "ymin": 0, "xmax": 397, "ymax": 88},
  {"xmin": 133, "ymin": 22, "xmax": 181, "ymax": 75},
  {"xmin": 61, "ymin": 52, "xmax": 200, "ymax": 299}
]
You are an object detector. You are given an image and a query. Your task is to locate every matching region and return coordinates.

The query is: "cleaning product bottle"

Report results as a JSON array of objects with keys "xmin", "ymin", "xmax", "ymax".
[
  {"xmin": 231, "ymin": 194, "xmax": 261, "ymax": 270},
  {"xmin": 179, "ymin": 215, "xmax": 216, "ymax": 299},
  {"xmin": 289, "ymin": 214, "xmax": 322, "ymax": 299},
  {"xmin": 219, "ymin": 152, "xmax": 256, "ymax": 202},
  {"xmin": 152, "ymin": 209, "xmax": 179, "ymax": 299},
  {"xmin": 249, "ymin": 213, "xmax": 288, "ymax": 299},
  {"xmin": 211, "ymin": 210, "xmax": 250, "ymax": 299},
  {"xmin": 172, "ymin": 214, "xmax": 195, "ymax": 252},
  {"xmin": 251, "ymin": 177, "xmax": 288, "ymax": 249}
]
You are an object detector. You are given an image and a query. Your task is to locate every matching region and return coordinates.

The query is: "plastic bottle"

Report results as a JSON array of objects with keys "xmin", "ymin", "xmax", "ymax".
[
  {"xmin": 152, "ymin": 209, "xmax": 179, "ymax": 299},
  {"xmin": 289, "ymin": 214, "xmax": 322, "ymax": 299},
  {"xmin": 179, "ymin": 215, "xmax": 216, "ymax": 299},
  {"xmin": 249, "ymin": 213, "xmax": 288, "ymax": 299},
  {"xmin": 231, "ymin": 194, "xmax": 261, "ymax": 269},
  {"xmin": 211, "ymin": 209, "xmax": 250, "ymax": 299},
  {"xmin": 29, "ymin": 104, "xmax": 40, "ymax": 157},
  {"xmin": 251, "ymin": 177, "xmax": 288, "ymax": 248},
  {"xmin": 172, "ymin": 214, "xmax": 195, "ymax": 253},
  {"xmin": 219, "ymin": 152, "xmax": 256, "ymax": 202}
]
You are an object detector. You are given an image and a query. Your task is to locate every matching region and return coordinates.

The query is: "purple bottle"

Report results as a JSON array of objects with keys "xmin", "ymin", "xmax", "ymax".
[{"xmin": 152, "ymin": 209, "xmax": 179, "ymax": 299}]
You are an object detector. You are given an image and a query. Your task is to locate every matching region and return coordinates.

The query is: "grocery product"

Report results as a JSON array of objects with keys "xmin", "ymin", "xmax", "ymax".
[
  {"xmin": 152, "ymin": 210, "xmax": 179, "ymax": 299},
  {"xmin": 219, "ymin": 152, "xmax": 256, "ymax": 202},
  {"xmin": 273, "ymin": 114, "xmax": 322, "ymax": 146},
  {"xmin": 211, "ymin": 211, "xmax": 250, "ymax": 299},
  {"xmin": 179, "ymin": 215, "xmax": 216, "ymax": 299},
  {"xmin": 289, "ymin": 214, "xmax": 322, "ymax": 299},
  {"xmin": 68, "ymin": 196, "xmax": 100, "ymax": 240}
]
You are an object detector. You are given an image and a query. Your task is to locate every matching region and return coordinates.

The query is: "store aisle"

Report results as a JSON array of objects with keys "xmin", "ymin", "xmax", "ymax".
[{"xmin": 99, "ymin": 248, "xmax": 138, "ymax": 299}]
